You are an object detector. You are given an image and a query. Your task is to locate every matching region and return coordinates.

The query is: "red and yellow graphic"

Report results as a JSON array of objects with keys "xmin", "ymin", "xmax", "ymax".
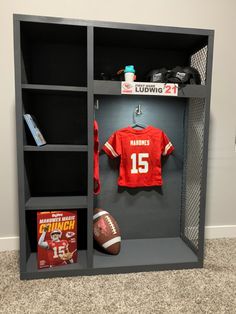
[{"xmin": 37, "ymin": 211, "xmax": 77, "ymax": 269}]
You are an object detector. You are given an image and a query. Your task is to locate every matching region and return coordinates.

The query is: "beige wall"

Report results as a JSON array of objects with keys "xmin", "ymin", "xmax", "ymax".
[{"xmin": 0, "ymin": 0, "xmax": 235, "ymax": 241}]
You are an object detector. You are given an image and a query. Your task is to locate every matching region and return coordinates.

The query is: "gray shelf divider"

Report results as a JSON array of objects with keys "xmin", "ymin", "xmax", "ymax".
[
  {"xmin": 25, "ymin": 196, "xmax": 88, "ymax": 210},
  {"xmin": 86, "ymin": 26, "xmax": 94, "ymax": 269},
  {"xmin": 24, "ymin": 145, "xmax": 88, "ymax": 152},
  {"xmin": 22, "ymin": 84, "xmax": 88, "ymax": 93}
]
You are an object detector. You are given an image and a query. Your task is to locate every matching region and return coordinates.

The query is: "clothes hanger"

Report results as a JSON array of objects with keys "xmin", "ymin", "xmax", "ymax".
[
  {"xmin": 131, "ymin": 105, "xmax": 148, "ymax": 129},
  {"xmin": 94, "ymin": 99, "xmax": 99, "ymax": 120}
]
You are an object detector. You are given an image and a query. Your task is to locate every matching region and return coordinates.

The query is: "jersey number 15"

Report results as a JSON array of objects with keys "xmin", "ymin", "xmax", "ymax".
[{"xmin": 131, "ymin": 153, "xmax": 149, "ymax": 174}]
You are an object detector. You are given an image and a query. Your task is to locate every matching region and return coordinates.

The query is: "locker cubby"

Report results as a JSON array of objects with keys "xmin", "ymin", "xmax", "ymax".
[
  {"xmin": 93, "ymin": 96, "xmax": 206, "ymax": 269},
  {"xmin": 95, "ymin": 95, "xmax": 186, "ymax": 240},
  {"xmin": 94, "ymin": 27, "xmax": 208, "ymax": 83},
  {"xmin": 25, "ymin": 209, "xmax": 88, "ymax": 273},
  {"xmin": 20, "ymin": 21, "xmax": 87, "ymax": 86},
  {"xmin": 22, "ymin": 90, "xmax": 88, "ymax": 145},
  {"xmin": 24, "ymin": 152, "xmax": 88, "ymax": 198}
]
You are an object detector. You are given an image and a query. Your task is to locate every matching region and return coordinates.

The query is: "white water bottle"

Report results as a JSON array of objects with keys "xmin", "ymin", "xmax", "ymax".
[{"xmin": 124, "ymin": 65, "xmax": 136, "ymax": 82}]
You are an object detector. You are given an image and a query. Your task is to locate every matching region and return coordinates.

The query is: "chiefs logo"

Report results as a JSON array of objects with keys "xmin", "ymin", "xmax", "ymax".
[
  {"xmin": 65, "ymin": 231, "xmax": 75, "ymax": 238},
  {"xmin": 122, "ymin": 82, "xmax": 133, "ymax": 93}
]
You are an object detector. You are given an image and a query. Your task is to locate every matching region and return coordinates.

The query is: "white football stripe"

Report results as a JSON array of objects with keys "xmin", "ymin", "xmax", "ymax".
[
  {"xmin": 93, "ymin": 210, "xmax": 108, "ymax": 220},
  {"xmin": 164, "ymin": 143, "xmax": 171, "ymax": 154},
  {"xmin": 105, "ymin": 142, "xmax": 119, "ymax": 157},
  {"xmin": 163, "ymin": 142, "xmax": 172, "ymax": 156},
  {"xmin": 106, "ymin": 142, "xmax": 118, "ymax": 157},
  {"xmin": 102, "ymin": 236, "xmax": 121, "ymax": 249}
]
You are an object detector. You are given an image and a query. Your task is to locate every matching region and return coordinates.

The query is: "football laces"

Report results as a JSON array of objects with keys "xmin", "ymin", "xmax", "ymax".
[{"xmin": 105, "ymin": 215, "xmax": 117, "ymax": 235}]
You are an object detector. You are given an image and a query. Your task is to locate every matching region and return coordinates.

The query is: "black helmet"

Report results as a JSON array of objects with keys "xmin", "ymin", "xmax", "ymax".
[
  {"xmin": 146, "ymin": 68, "xmax": 168, "ymax": 83},
  {"xmin": 166, "ymin": 66, "xmax": 201, "ymax": 85},
  {"xmin": 146, "ymin": 66, "xmax": 201, "ymax": 85}
]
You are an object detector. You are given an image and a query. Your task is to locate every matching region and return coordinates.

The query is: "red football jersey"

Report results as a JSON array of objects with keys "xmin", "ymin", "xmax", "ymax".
[
  {"xmin": 46, "ymin": 239, "xmax": 68, "ymax": 267},
  {"xmin": 102, "ymin": 126, "xmax": 174, "ymax": 187}
]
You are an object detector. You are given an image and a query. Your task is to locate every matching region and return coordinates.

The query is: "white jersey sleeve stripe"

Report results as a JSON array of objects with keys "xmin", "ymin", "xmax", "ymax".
[
  {"xmin": 163, "ymin": 142, "xmax": 172, "ymax": 156},
  {"xmin": 105, "ymin": 142, "xmax": 119, "ymax": 157}
]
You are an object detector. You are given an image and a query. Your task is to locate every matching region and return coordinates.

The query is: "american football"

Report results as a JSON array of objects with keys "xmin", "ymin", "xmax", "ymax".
[{"xmin": 93, "ymin": 208, "xmax": 121, "ymax": 255}]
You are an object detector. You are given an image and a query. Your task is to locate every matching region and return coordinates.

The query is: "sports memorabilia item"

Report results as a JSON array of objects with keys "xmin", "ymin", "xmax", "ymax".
[
  {"xmin": 37, "ymin": 211, "xmax": 77, "ymax": 269},
  {"xmin": 103, "ymin": 126, "xmax": 174, "ymax": 187},
  {"xmin": 93, "ymin": 208, "xmax": 121, "ymax": 255},
  {"xmin": 94, "ymin": 120, "xmax": 101, "ymax": 195},
  {"xmin": 167, "ymin": 66, "xmax": 201, "ymax": 85},
  {"xmin": 146, "ymin": 68, "xmax": 168, "ymax": 83},
  {"xmin": 146, "ymin": 66, "xmax": 201, "ymax": 85},
  {"xmin": 124, "ymin": 65, "xmax": 136, "ymax": 82}
]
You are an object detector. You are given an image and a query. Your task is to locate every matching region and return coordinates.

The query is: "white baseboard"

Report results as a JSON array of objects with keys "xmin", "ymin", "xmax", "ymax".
[
  {"xmin": 0, "ymin": 236, "xmax": 19, "ymax": 251},
  {"xmin": 205, "ymin": 225, "xmax": 236, "ymax": 239},
  {"xmin": 0, "ymin": 225, "xmax": 235, "ymax": 252}
]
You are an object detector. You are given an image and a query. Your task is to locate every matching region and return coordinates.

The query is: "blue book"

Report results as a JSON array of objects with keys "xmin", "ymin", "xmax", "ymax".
[{"xmin": 24, "ymin": 114, "xmax": 46, "ymax": 146}]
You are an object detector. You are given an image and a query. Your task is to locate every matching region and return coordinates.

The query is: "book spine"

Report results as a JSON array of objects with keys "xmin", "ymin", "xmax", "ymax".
[{"xmin": 24, "ymin": 114, "xmax": 46, "ymax": 146}]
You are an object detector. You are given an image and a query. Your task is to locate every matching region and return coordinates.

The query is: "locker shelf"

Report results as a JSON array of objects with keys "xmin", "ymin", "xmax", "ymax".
[
  {"xmin": 93, "ymin": 238, "xmax": 199, "ymax": 269},
  {"xmin": 25, "ymin": 196, "xmax": 88, "ymax": 210},
  {"xmin": 94, "ymin": 80, "xmax": 206, "ymax": 98},
  {"xmin": 23, "ymin": 251, "xmax": 88, "ymax": 279},
  {"xmin": 24, "ymin": 145, "xmax": 88, "ymax": 152},
  {"xmin": 22, "ymin": 84, "xmax": 87, "ymax": 93}
]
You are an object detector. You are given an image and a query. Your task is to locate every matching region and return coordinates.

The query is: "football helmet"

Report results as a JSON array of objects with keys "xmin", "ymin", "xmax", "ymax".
[
  {"xmin": 146, "ymin": 68, "xmax": 168, "ymax": 83},
  {"xmin": 146, "ymin": 66, "xmax": 201, "ymax": 85},
  {"xmin": 166, "ymin": 66, "xmax": 201, "ymax": 85},
  {"xmin": 50, "ymin": 229, "xmax": 62, "ymax": 241}
]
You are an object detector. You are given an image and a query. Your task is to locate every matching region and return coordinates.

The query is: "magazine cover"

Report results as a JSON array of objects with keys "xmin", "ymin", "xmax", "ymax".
[{"xmin": 37, "ymin": 211, "xmax": 77, "ymax": 269}]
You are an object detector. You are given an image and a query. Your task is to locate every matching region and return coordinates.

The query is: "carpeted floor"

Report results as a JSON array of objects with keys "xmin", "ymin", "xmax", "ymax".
[{"xmin": 0, "ymin": 239, "xmax": 235, "ymax": 314}]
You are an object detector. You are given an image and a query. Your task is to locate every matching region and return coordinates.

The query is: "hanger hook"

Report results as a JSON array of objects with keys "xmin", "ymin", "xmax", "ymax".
[
  {"xmin": 95, "ymin": 99, "xmax": 99, "ymax": 110},
  {"xmin": 133, "ymin": 105, "xmax": 143, "ymax": 124},
  {"xmin": 135, "ymin": 104, "xmax": 142, "ymax": 115}
]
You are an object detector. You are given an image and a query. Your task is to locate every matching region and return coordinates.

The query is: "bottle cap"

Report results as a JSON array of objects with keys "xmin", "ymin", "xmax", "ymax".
[{"xmin": 124, "ymin": 65, "xmax": 135, "ymax": 73}]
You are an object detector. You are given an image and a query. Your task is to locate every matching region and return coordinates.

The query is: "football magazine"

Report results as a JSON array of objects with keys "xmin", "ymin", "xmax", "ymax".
[{"xmin": 37, "ymin": 211, "xmax": 77, "ymax": 269}]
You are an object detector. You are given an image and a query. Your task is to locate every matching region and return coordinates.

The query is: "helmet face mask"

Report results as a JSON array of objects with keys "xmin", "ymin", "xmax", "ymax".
[{"xmin": 50, "ymin": 229, "xmax": 62, "ymax": 241}]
